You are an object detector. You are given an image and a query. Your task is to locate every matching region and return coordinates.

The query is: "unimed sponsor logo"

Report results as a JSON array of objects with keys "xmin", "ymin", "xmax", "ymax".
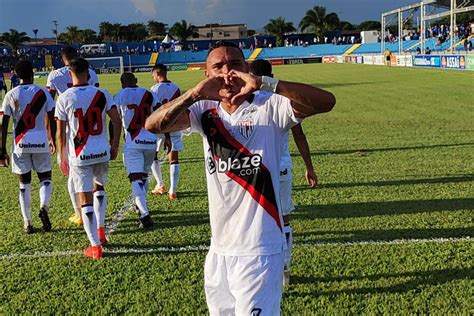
[
  {"xmin": 134, "ymin": 139, "xmax": 156, "ymax": 145},
  {"xmin": 80, "ymin": 150, "xmax": 108, "ymax": 161},
  {"xmin": 18, "ymin": 142, "xmax": 46, "ymax": 149},
  {"xmin": 214, "ymin": 154, "xmax": 262, "ymax": 176}
]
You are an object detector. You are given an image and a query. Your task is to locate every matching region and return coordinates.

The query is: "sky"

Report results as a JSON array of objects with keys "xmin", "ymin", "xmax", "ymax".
[{"xmin": 0, "ymin": 0, "xmax": 418, "ymax": 37}]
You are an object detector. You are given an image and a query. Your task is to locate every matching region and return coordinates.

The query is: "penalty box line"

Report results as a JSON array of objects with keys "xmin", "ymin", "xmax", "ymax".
[{"xmin": 0, "ymin": 236, "xmax": 471, "ymax": 260}]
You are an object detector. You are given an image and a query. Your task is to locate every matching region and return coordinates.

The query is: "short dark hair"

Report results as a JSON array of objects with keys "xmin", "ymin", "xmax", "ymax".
[
  {"xmin": 152, "ymin": 63, "xmax": 167, "ymax": 75},
  {"xmin": 61, "ymin": 46, "xmax": 78, "ymax": 61},
  {"xmin": 249, "ymin": 59, "xmax": 272, "ymax": 77},
  {"xmin": 69, "ymin": 58, "xmax": 89, "ymax": 75},
  {"xmin": 14, "ymin": 60, "xmax": 34, "ymax": 80},
  {"xmin": 208, "ymin": 40, "xmax": 245, "ymax": 59}
]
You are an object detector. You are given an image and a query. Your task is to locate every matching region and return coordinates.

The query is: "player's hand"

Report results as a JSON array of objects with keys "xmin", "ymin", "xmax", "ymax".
[
  {"xmin": 228, "ymin": 70, "xmax": 261, "ymax": 105},
  {"xmin": 193, "ymin": 75, "xmax": 240, "ymax": 104},
  {"xmin": 0, "ymin": 153, "xmax": 10, "ymax": 167},
  {"xmin": 110, "ymin": 145, "xmax": 118, "ymax": 160},
  {"xmin": 305, "ymin": 169, "xmax": 318, "ymax": 188},
  {"xmin": 59, "ymin": 159, "xmax": 69, "ymax": 176},
  {"xmin": 49, "ymin": 140, "xmax": 56, "ymax": 155}
]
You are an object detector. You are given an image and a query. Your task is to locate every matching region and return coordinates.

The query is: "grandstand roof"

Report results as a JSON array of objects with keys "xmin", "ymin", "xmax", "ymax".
[{"xmin": 430, "ymin": 0, "xmax": 474, "ymax": 8}]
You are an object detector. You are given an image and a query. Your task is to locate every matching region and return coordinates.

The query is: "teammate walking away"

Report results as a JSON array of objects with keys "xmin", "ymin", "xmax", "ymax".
[
  {"xmin": 55, "ymin": 58, "xmax": 121, "ymax": 259},
  {"xmin": 150, "ymin": 64, "xmax": 182, "ymax": 199},
  {"xmin": 0, "ymin": 61, "xmax": 55, "ymax": 234},
  {"xmin": 46, "ymin": 46, "xmax": 101, "ymax": 226},
  {"xmin": 114, "ymin": 72, "xmax": 156, "ymax": 228},
  {"xmin": 145, "ymin": 41, "xmax": 335, "ymax": 315}
]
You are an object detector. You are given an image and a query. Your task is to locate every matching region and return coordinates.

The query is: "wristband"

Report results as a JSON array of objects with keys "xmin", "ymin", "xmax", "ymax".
[{"xmin": 260, "ymin": 76, "xmax": 279, "ymax": 93}]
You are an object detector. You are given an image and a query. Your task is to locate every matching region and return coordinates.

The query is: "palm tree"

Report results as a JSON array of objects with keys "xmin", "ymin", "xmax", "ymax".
[
  {"xmin": 59, "ymin": 26, "xmax": 81, "ymax": 44},
  {"xmin": 264, "ymin": 17, "xmax": 296, "ymax": 47},
  {"xmin": 79, "ymin": 29, "xmax": 97, "ymax": 44},
  {"xmin": 299, "ymin": 6, "xmax": 340, "ymax": 39},
  {"xmin": 147, "ymin": 20, "xmax": 168, "ymax": 37},
  {"xmin": 169, "ymin": 20, "xmax": 198, "ymax": 45},
  {"xmin": 0, "ymin": 29, "xmax": 30, "ymax": 51},
  {"xmin": 99, "ymin": 22, "xmax": 113, "ymax": 41},
  {"xmin": 111, "ymin": 23, "xmax": 122, "ymax": 42}
]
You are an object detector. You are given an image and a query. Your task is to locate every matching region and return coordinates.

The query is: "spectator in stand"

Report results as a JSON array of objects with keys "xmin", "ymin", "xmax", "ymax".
[
  {"xmin": 425, "ymin": 47, "xmax": 431, "ymax": 55},
  {"xmin": 0, "ymin": 69, "xmax": 7, "ymax": 100},
  {"xmin": 10, "ymin": 70, "xmax": 20, "ymax": 89}
]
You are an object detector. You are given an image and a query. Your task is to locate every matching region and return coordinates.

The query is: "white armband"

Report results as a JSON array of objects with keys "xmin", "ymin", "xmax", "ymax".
[{"xmin": 260, "ymin": 76, "xmax": 279, "ymax": 93}]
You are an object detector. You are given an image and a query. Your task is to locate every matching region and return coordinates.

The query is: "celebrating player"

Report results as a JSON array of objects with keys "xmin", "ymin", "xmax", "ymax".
[
  {"xmin": 0, "ymin": 61, "xmax": 55, "ymax": 234},
  {"xmin": 55, "ymin": 58, "xmax": 121, "ymax": 259},
  {"xmin": 149, "ymin": 64, "xmax": 182, "ymax": 199},
  {"xmin": 46, "ymin": 46, "xmax": 101, "ymax": 226},
  {"xmin": 249, "ymin": 59, "xmax": 318, "ymax": 286},
  {"xmin": 145, "ymin": 41, "xmax": 335, "ymax": 315},
  {"xmin": 114, "ymin": 73, "xmax": 156, "ymax": 228}
]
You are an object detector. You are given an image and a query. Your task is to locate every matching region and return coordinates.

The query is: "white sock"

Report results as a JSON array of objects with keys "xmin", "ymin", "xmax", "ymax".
[
  {"xmin": 143, "ymin": 177, "xmax": 150, "ymax": 193},
  {"xmin": 151, "ymin": 160, "xmax": 163, "ymax": 187},
  {"xmin": 170, "ymin": 163, "xmax": 180, "ymax": 194},
  {"xmin": 132, "ymin": 180, "xmax": 149, "ymax": 218},
  {"xmin": 81, "ymin": 204, "xmax": 100, "ymax": 246},
  {"xmin": 283, "ymin": 225, "xmax": 293, "ymax": 271},
  {"xmin": 68, "ymin": 176, "xmax": 81, "ymax": 217},
  {"xmin": 19, "ymin": 182, "xmax": 32, "ymax": 225},
  {"xmin": 93, "ymin": 190, "xmax": 107, "ymax": 228},
  {"xmin": 39, "ymin": 180, "xmax": 52, "ymax": 208}
]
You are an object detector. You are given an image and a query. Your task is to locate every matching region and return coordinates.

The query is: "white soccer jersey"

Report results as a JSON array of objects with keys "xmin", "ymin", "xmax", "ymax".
[
  {"xmin": 55, "ymin": 84, "xmax": 115, "ymax": 166},
  {"xmin": 1, "ymin": 84, "xmax": 55, "ymax": 154},
  {"xmin": 114, "ymin": 87, "xmax": 157, "ymax": 149},
  {"xmin": 46, "ymin": 66, "xmax": 99, "ymax": 95},
  {"xmin": 188, "ymin": 93, "xmax": 300, "ymax": 256},
  {"xmin": 150, "ymin": 81, "xmax": 181, "ymax": 106},
  {"xmin": 280, "ymin": 131, "xmax": 292, "ymax": 176}
]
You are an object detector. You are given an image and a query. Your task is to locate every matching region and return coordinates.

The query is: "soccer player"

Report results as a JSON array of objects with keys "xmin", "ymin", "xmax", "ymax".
[
  {"xmin": 55, "ymin": 58, "xmax": 121, "ymax": 259},
  {"xmin": 114, "ymin": 73, "xmax": 156, "ymax": 228},
  {"xmin": 145, "ymin": 41, "xmax": 335, "ymax": 315},
  {"xmin": 249, "ymin": 59, "xmax": 318, "ymax": 286},
  {"xmin": 0, "ymin": 60, "xmax": 55, "ymax": 234},
  {"xmin": 149, "ymin": 64, "xmax": 182, "ymax": 199},
  {"xmin": 46, "ymin": 46, "xmax": 101, "ymax": 226}
]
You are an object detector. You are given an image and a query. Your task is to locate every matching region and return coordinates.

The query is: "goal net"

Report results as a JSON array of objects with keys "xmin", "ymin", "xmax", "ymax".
[{"xmin": 85, "ymin": 56, "xmax": 124, "ymax": 75}]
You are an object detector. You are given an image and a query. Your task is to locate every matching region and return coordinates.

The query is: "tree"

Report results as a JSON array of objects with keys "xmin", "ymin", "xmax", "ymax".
[
  {"xmin": 299, "ymin": 6, "xmax": 340, "ymax": 38},
  {"xmin": 358, "ymin": 21, "xmax": 381, "ymax": 31},
  {"xmin": 111, "ymin": 23, "xmax": 122, "ymax": 42},
  {"xmin": 58, "ymin": 25, "xmax": 81, "ymax": 44},
  {"xmin": 0, "ymin": 29, "xmax": 30, "ymax": 51},
  {"xmin": 80, "ymin": 29, "xmax": 98, "ymax": 44},
  {"xmin": 147, "ymin": 20, "xmax": 168, "ymax": 37},
  {"xmin": 169, "ymin": 20, "xmax": 198, "ymax": 44},
  {"xmin": 126, "ymin": 23, "xmax": 148, "ymax": 41},
  {"xmin": 99, "ymin": 22, "xmax": 114, "ymax": 41},
  {"xmin": 340, "ymin": 21, "xmax": 355, "ymax": 31},
  {"xmin": 264, "ymin": 17, "xmax": 296, "ymax": 47}
]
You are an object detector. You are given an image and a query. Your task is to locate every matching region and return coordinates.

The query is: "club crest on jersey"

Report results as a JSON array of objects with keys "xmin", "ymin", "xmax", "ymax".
[{"xmin": 238, "ymin": 107, "xmax": 257, "ymax": 139}]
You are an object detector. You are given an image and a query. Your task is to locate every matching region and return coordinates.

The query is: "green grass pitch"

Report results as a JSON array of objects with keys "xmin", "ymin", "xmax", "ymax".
[{"xmin": 0, "ymin": 64, "xmax": 473, "ymax": 314}]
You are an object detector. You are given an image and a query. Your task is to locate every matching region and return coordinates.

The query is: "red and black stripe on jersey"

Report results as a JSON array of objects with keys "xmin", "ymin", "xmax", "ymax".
[
  {"xmin": 14, "ymin": 89, "xmax": 48, "ymax": 144},
  {"xmin": 201, "ymin": 108, "xmax": 282, "ymax": 230},
  {"xmin": 153, "ymin": 88, "xmax": 181, "ymax": 111},
  {"xmin": 73, "ymin": 90, "xmax": 107, "ymax": 156},
  {"xmin": 127, "ymin": 90, "xmax": 154, "ymax": 140}
]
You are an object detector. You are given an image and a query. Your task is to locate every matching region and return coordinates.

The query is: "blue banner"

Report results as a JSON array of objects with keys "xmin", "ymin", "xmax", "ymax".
[
  {"xmin": 440, "ymin": 55, "xmax": 466, "ymax": 69},
  {"xmin": 413, "ymin": 56, "xmax": 441, "ymax": 68}
]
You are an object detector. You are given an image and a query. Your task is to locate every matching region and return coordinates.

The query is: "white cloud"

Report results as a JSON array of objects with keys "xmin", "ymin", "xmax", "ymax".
[{"xmin": 130, "ymin": 0, "xmax": 157, "ymax": 17}]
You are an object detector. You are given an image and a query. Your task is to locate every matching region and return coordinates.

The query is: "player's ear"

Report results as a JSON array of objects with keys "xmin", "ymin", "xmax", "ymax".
[{"xmin": 205, "ymin": 70, "xmax": 209, "ymax": 78}]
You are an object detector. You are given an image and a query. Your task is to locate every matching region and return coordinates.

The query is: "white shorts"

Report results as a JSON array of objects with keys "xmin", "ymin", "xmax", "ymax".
[
  {"xmin": 280, "ymin": 171, "xmax": 294, "ymax": 216},
  {"xmin": 123, "ymin": 147, "xmax": 155, "ymax": 175},
  {"xmin": 204, "ymin": 251, "xmax": 284, "ymax": 316},
  {"xmin": 70, "ymin": 162, "xmax": 108, "ymax": 193},
  {"xmin": 12, "ymin": 152, "xmax": 51, "ymax": 175},
  {"xmin": 157, "ymin": 131, "xmax": 183, "ymax": 152}
]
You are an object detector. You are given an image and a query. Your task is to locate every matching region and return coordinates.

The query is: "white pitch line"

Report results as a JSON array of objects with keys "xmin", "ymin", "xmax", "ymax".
[
  {"xmin": 0, "ymin": 237, "xmax": 471, "ymax": 260},
  {"xmin": 105, "ymin": 195, "xmax": 135, "ymax": 239}
]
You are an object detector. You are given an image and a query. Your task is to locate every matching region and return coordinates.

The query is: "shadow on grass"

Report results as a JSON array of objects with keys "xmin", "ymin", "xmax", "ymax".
[
  {"xmin": 114, "ymin": 211, "xmax": 209, "ymax": 234},
  {"xmin": 290, "ymin": 267, "xmax": 472, "ymax": 296},
  {"xmin": 294, "ymin": 175, "xmax": 474, "ymax": 191},
  {"xmin": 291, "ymin": 142, "xmax": 474, "ymax": 157},
  {"xmin": 295, "ymin": 227, "xmax": 473, "ymax": 243},
  {"xmin": 292, "ymin": 198, "xmax": 474, "ymax": 219}
]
